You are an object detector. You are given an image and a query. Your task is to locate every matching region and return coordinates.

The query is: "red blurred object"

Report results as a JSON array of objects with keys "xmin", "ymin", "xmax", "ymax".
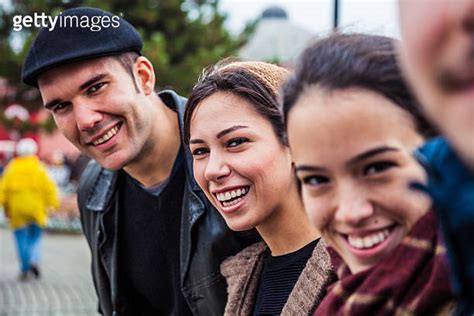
[{"xmin": 0, "ymin": 124, "xmax": 9, "ymax": 140}]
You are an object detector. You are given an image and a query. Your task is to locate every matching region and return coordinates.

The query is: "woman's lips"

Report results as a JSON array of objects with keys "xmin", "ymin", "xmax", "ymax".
[
  {"xmin": 342, "ymin": 224, "xmax": 399, "ymax": 259},
  {"xmin": 347, "ymin": 228, "xmax": 391, "ymax": 249},
  {"xmin": 214, "ymin": 186, "xmax": 251, "ymax": 214}
]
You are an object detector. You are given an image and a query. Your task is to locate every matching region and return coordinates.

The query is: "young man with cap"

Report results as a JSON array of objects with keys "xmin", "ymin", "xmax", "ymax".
[
  {"xmin": 399, "ymin": 1, "xmax": 474, "ymax": 313},
  {"xmin": 22, "ymin": 7, "xmax": 256, "ymax": 315}
]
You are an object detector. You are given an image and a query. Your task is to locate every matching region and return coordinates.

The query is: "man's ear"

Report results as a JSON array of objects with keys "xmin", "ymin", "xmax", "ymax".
[{"xmin": 134, "ymin": 56, "xmax": 155, "ymax": 95}]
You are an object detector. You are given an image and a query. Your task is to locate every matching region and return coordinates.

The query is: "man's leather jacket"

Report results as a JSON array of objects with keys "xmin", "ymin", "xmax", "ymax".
[{"xmin": 77, "ymin": 90, "xmax": 258, "ymax": 315}]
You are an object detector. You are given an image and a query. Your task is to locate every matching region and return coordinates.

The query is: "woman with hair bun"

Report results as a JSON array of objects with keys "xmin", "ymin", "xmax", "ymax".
[{"xmin": 184, "ymin": 61, "xmax": 335, "ymax": 315}]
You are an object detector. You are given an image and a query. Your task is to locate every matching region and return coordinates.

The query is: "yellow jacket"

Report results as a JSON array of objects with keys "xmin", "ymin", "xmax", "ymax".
[{"xmin": 0, "ymin": 156, "xmax": 59, "ymax": 229}]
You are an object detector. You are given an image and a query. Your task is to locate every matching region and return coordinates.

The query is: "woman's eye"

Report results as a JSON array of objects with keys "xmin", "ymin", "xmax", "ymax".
[
  {"xmin": 227, "ymin": 137, "xmax": 249, "ymax": 148},
  {"xmin": 364, "ymin": 161, "xmax": 396, "ymax": 175},
  {"xmin": 191, "ymin": 147, "xmax": 209, "ymax": 157},
  {"xmin": 302, "ymin": 175, "xmax": 329, "ymax": 186},
  {"xmin": 87, "ymin": 82, "xmax": 106, "ymax": 94}
]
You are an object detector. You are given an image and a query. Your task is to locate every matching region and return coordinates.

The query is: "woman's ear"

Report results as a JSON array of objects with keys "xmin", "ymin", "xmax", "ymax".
[{"xmin": 134, "ymin": 56, "xmax": 156, "ymax": 95}]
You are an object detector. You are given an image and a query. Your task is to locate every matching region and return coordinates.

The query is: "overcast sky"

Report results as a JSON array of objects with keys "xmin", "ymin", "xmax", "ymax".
[{"xmin": 219, "ymin": 0, "xmax": 400, "ymax": 38}]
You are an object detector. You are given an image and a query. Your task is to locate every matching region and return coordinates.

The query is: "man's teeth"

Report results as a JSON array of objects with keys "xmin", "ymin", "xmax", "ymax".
[
  {"xmin": 93, "ymin": 125, "xmax": 119, "ymax": 146},
  {"xmin": 216, "ymin": 187, "xmax": 248, "ymax": 206},
  {"xmin": 348, "ymin": 229, "xmax": 390, "ymax": 249}
]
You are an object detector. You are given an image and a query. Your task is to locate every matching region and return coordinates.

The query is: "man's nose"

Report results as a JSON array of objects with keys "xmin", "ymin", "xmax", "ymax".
[{"xmin": 74, "ymin": 103, "xmax": 103, "ymax": 132}]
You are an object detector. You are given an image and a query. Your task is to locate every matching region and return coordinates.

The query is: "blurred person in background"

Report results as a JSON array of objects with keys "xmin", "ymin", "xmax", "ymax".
[
  {"xmin": 399, "ymin": 0, "xmax": 474, "ymax": 169},
  {"xmin": 0, "ymin": 138, "xmax": 59, "ymax": 281},
  {"xmin": 46, "ymin": 150, "xmax": 72, "ymax": 191},
  {"xmin": 399, "ymin": 1, "xmax": 474, "ymax": 313},
  {"xmin": 0, "ymin": 154, "xmax": 6, "ymax": 176}
]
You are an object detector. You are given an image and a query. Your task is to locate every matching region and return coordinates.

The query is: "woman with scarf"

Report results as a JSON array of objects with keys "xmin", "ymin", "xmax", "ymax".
[
  {"xmin": 282, "ymin": 33, "xmax": 456, "ymax": 314},
  {"xmin": 183, "ymin": 61, "xmax": 335, "ymax": 315}
]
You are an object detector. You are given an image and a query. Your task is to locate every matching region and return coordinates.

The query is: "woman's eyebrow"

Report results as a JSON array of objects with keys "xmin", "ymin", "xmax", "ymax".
[
  {"xmin": 189, "ymin": 138, "xmax": 204, "ymax": 144},
  {"xmin": 216, "ymin": 125, "xmax": 248, "ymax": 139},
  {"xmin": 189, "ymin": 125, "xmax": 249, "ymax": 144},
  {"xmin": 347, "ymin": 146, "xmax": 399, "ymax": 166},
  {"xmin": 294, "ymin": 165, "xmax": 326, "ymax": 173}
]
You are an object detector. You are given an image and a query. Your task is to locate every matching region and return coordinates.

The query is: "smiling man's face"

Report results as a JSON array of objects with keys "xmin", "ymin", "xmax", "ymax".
[
  {"xmin": 38, "ymin": 56, "xmax": 157, "ymax": 170},
  {"xmin": 399, "ymin": 0, "xmax": 474, "ymax": 166}
]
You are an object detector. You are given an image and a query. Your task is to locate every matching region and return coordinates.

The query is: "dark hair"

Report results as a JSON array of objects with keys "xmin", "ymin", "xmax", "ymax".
[
  {"xmin": 113, "ymin": 51, "xmax": 140, "ymax": 93},
  {"xmin": 282, "ymin": 33, "xmax": 436, "ymax": 137},
  {"xmin": 184, "ymin": 61, "xmax": 288, "ymax": 145}
]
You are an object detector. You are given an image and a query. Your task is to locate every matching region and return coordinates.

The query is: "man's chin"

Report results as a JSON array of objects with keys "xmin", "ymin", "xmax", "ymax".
[{"xmin": 93, "ymin": 156, "xmax": 127, "ymax": 171}]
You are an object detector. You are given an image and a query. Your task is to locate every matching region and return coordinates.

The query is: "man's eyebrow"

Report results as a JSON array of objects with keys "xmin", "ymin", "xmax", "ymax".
[
  {"xmin": 79, "ymin": 73, "xmax": 108, "ymax": 91},
  {"xmin": 44, "ymin": 73, "xmax": 109, "ymax": 109},
  {"xmin": 347, "ymin": 146, "xmax": 399, "ymax": 165},
  {"xmin": 44, "ymin": 98, "xmax": 62, "ymax": 110},
  {"xmin": 216, "ymin": 125, "xmax": 248, "ymax": 139}
]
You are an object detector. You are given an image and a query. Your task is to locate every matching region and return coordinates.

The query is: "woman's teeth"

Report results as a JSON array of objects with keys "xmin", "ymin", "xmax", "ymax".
[
  {"xmin": 216, "ymin": 187, "xmax": 249, "ymax": 207},
  {"xmin": 222, "ymin": 197, "xmax": 244, "ymax": 207},
  {"xmin": 347, "ymin": 228, "xmax": 390, "ymax": 249}
]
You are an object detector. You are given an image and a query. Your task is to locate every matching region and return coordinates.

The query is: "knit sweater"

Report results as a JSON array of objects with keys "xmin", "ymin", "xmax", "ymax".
[{"xmin": 220, "ymin": 239, "xmax": 335, "ymax": 316}]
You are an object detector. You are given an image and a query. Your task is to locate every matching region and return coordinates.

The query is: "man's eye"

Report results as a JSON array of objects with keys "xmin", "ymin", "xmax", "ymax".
[
  {"xmin": 52, "ymin": 102, "xmax": 70, "ymax": 113},
  {"xmin": 302, "ymin": 175, "xmax": 329, "ymax": 186},
  {"xmin": 364, "ymin": 161, "xmax": 396, "ymax": 175},
  {"xmin": 191, "ymin": 147, "xmax": 209, "ymax": 157},
  {"xmin": 87, "ymin": 82, "xmax": 106, "ymax": 94},
  {"xmin": 227, "ymin": 137, "xmax": 249, "ymax": 148}
]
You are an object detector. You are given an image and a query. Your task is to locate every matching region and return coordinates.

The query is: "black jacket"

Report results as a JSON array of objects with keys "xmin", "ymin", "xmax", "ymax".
[{"xmin": 78, "ymin": 90, "xmax": 257, "ymax": 315}]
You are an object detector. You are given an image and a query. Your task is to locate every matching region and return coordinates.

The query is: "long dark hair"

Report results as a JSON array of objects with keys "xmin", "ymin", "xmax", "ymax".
[{"xmin": 282, "ymin": 33, "xmax": 436, "ymax": 137}]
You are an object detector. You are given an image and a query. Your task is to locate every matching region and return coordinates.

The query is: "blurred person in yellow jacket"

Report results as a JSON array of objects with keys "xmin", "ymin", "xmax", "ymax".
[{"xmin": 0, "ymin": 138, "xmax": 59, "ymax": 281}]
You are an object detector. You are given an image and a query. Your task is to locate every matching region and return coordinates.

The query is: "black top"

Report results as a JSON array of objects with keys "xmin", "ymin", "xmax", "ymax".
[
  {"xmin": 118, "ymin": 152, "xmax": 192, "ymax": 315},
  {"xmin": 253, "ymin": 239, "xmax": 318, "ymax": 316}
]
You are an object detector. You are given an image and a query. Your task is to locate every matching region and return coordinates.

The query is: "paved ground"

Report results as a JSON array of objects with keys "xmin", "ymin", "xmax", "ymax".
[{"xmin": 0, "ymin": 228, "xmax": 98, "ymax": 315}]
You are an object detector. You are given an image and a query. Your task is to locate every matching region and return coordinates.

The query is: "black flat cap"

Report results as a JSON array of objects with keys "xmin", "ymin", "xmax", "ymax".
[{"xmin": 22, "ymin": 7, "xmax": 143, "ymax": 87}]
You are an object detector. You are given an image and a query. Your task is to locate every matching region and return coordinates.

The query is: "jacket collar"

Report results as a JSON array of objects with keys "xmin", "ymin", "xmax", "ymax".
[{"xmin": 158, "ymin": 90, "xmax": 202, "ymax": 193}]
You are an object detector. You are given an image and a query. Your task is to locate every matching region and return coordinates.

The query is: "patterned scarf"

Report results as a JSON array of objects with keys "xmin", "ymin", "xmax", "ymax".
[{"xmin": 314, "ymin": 211, "xmax": 455, "ymax": 316}]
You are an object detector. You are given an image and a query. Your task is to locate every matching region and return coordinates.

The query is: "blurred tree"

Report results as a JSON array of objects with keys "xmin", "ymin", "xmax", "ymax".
[{"xmin": 0, "ymin": 0, "xmax": 254, "ymax": 113}]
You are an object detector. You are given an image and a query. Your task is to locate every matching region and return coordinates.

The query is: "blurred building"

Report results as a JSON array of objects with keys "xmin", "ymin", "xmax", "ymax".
[{"xmin": 239, "ymin": 6, "xmax": 315, "ymax": 67}]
